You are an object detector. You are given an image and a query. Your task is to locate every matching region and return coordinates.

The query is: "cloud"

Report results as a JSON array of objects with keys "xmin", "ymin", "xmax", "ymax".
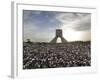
[
  {"xmin": 55, "ymin": 12, "xmax": 91, "ymax": 31},
  {"xmin": 74, "ymin": 14, "xmax": 91, "ymax": 31}
]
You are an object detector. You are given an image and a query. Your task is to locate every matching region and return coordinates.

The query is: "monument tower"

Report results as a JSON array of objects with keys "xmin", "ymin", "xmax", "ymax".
[{"xmin": 50, "ymin": 29, "xmax": 67, "ymax": 43}]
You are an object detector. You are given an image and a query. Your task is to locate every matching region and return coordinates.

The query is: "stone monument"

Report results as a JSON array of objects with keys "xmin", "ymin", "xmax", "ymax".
[{"xmin": 50, "ymin": 29, "xmax": 67, "ymax": 43}]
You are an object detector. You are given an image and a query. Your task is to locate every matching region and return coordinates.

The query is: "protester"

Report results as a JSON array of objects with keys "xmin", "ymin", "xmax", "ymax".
[{"xmin": 23, "ymin": 41, "xmax": 91, "ymax": 69}]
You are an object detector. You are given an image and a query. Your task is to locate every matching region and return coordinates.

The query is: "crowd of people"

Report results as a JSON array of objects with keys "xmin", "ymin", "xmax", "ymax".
[{"xmin": 23, "ymin": 41, "xmax": 91, "ymax": 69}]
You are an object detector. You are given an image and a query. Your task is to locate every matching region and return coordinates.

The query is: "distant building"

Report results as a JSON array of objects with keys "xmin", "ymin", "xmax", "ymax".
[{"xmin": 50, "ymin": 29, "xmax": 67, "ymax": 43}]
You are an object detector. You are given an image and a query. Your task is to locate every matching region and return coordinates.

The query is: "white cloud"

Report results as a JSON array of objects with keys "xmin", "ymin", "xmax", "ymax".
[
  {"xmin": 55, "ymin": 12, "xmax": 91, "ymax": 31},
  {"xmin": 63, "ymin": 30, "xmax": 91, "ymax": 41}
]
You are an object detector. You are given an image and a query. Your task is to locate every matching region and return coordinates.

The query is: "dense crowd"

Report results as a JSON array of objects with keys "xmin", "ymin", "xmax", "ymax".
[{"xmin": 23, "ymin": 41, "xmax": 91, "ymax": 69}]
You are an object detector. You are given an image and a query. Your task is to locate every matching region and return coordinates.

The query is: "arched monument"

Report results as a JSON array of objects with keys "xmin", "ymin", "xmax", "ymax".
[{"xmin": 50, "ymin": 29, "xmax": 67, "ymax": 43}]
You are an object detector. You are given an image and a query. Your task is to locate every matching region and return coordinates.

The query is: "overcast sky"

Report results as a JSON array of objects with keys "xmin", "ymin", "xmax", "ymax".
[{"xmin": 23, "ymin": 10, "xmax": 91, "ymax": 42}]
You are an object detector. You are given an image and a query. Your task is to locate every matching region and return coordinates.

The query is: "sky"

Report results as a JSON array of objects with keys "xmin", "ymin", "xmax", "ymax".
[{"xmin": 23, "ymin": 10, "xmax": 91, "ymax": 42}]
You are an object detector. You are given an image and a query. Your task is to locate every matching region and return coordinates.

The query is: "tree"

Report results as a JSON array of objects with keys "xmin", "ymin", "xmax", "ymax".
[{"xmin": 26, "ymin": 39, "xmax": 31, "ymax": 43}]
